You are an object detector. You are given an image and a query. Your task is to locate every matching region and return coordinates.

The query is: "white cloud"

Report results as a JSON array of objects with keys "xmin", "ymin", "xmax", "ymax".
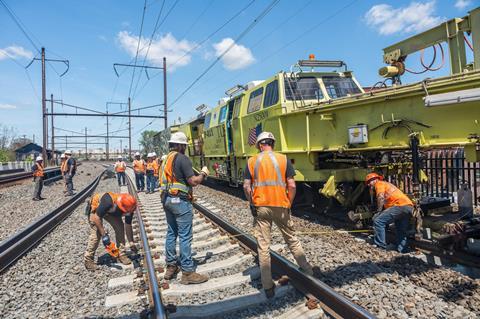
[
  {"xmin": 0, "ymin": 103, "xmax": 17, "ymax": 109},
  {"xmin": 455, "ymin": 0, "xmax": 472, "ymax": 10},
  {"xmin": 365, "ymin": 1, "xmax": 444, "ymax": 35},
  {"xmin": 97, "ymin": 35, "xmax": 108, "ymax": 42},
  {"xmin": 116, "ymin": 31, "xmax": 195, "ymax": 70},
  {"xmin": 0, "ymin": 45, "xmax": 33, "ymax": 61},
  {"xmin": 212, "ymin": 38, "xmax": 255, "ymax": 71}
]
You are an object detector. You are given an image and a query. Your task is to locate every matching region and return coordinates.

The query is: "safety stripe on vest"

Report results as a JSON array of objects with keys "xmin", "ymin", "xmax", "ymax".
[
  {"xmin": 160, "ymin": 152, "xmax": 191, "ymax": 194},
  {"xmin": 252, "ymin": 151, "xmax": 286, "ymax": 188}
]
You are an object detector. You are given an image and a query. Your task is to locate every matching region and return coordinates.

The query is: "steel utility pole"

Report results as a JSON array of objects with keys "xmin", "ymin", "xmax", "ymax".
[
  {"xmin": 50, "ymin": 94, "xmax": 54, "ymax": 165},
  {"xmin": 120, "ymin": 140, "xmax": 123, "ymax": 155},
  {"xmin": 41, "ymin": 48, "xmax": 47, "ymax": 164},
  {"xmin": 163, "ymin": 57, "xmax": 168, "ymax": 129},
  {"xmin": 85, "ymin": 127, "xmax": 88, "ymax": 160},
  {"xmin": 106, "ymin": 109, "xmax": 110, "ymax": 160},
  {"xmin": 128, "ymin": 97, "xmax": 132, "ymax": 160}
]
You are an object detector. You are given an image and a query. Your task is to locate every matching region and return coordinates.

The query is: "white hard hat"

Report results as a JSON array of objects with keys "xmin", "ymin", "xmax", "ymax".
[
  {"xmin": 60, "ymin": 154, "xmax": 66, "ymax": 159},
  {"xmin": 36, "ymin": 156, "xmax": 43, "ymax": 162},
  {"xmin": 168, "ymin": 132, "xmax": 188, "ymax": 145},
  {"xmin": 256, "ymin": 131, "xmax": 275, "ymax": 146},
  {"xmin": 117, "ymin": 155, "xmax": 122, "ymax": 159},
  {"xmin": 64, "ymin": 150, "xmax": 72, "ymax": 155},
  {"xmin": 152, "ymin": 152, "xmax": 157, "ymax": 157},
  {"xmin": 161, "ymin": 155, "xmax": 167, "ymax": 161},
  {"xmin": 147, "ymin": 153, "xmax": 152, "ymax": 158},
  {"xmin": 135, "ymin": 152, "xmax": 140, "ymax": 156}
]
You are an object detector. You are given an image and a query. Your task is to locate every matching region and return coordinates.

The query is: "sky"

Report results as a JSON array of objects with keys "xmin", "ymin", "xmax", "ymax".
[{"xmin": 0, "ymin": 0, "xmax": 477, "ymax": 152}]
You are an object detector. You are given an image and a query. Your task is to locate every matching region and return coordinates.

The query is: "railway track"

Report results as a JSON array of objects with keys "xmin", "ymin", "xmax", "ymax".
[
  {"xmin": 0, "ymin": 169, "xmax": 105, "ymax": 272},
  {"xmin": 121, "ymin": 168, "xmax": 374, "ymax": 318},
  {"xmin": 0, "ymin": 166, "xmax": 63, "ymax": 186}
]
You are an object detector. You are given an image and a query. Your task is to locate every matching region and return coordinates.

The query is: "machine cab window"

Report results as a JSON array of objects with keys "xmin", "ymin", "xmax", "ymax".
[
  {"xmin": 263, "ymin": 80, "xmax": 279, "ymax": 108},
  {"xmin": 219, "ymin": 105, "xmax": 228, "ymax": 123},
  {"xmin": 284, "ymin": 77, "xmax": 322, "ymax": 101},
  {"xmin": 322, "ymin": 76, "xmax": 362, "ymax": 99},
  {"xmin": 247, "ymin": 87, "xmax": 264, "ymax": 113},
  {"xmin": 204, "ymin": 113, "xmax": 212, "ymax": 129}
]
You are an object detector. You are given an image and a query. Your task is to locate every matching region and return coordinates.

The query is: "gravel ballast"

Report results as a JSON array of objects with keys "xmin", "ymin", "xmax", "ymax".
[
  {"xmin": 195, "ymin": 184, "xmax": 480, "ymax": 319},
  {"xmin": 0, "ymin": 170, "xmax": 148, "ymax": 318},
  {"xmin": 0, "ymin": 162, "xmax": 105, "ymax": 241}
]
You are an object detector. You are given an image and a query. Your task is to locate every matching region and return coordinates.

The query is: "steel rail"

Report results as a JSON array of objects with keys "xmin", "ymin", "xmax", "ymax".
[
  {"xmin": 126, "ymin": 174, "xmax": 167, "ymax": 319},
  {"xmin": 193, "ymin": 202, "xmax": 376, "ymax": 319},
  {"xmin": 0, "ymin": 167, "xmax": 62, "ymax": 185},
  {"xmin": 0, "ymin": 170, "xmax": 105, "ymax": 273}
]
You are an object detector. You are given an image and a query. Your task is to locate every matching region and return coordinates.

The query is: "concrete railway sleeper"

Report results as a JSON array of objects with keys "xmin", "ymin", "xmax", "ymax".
[
  {"xmin": 0, "ymin": 168, "xmax": 106, "ymax": 273},
  {"xmin": 115, "ymin": 167, "xmax": 374, "ymax": 318}
]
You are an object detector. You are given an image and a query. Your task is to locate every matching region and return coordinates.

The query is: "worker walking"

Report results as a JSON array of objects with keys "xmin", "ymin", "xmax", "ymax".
[
  {"xmin": 243, "ymin": 132, "xmax": 313, "ymax": 298},
  {"xmin": 64, "ymin": 150, "xmax": 76, "ymax": 196},
  {"xmin": 84, "ymin": 192, "xmax": 137, "ymax": 270},
  {"xmin": 114, "ymin": 156, "xmax": 127, "ymax": 186},
  {"xmin": 152, "ymin": 152, "xmax": 160, "ymax": 189},
  {"xmin": 366, "ymin": 173, "xmax": 414, "ymax": 253},
  {"xmin": 160, "ymin": 132, "xmax": 210, "ymax": 284},
  {"xmin": 146, "ymin": 153, "xmax": 156, "ymax": 194},
  {"xmin": 32, "ymin": 156, "xmax": 45, "ymax": 201},
  {"xmin": 133, "ymin": 152, "xmax": 146, "ymax": 192}
]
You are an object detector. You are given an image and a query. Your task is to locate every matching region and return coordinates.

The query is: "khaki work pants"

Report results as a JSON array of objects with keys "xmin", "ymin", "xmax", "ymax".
[
  {"xmin": 84, "ymin": 214, "xmax": 126, "ymax": 261},
  {"xmin": 254, "ymin": 206, "xmax": 313, "ymax": 290}
]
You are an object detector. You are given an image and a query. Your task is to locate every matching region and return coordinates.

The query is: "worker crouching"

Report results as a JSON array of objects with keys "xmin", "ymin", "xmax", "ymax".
[
  {"xmin": 243, "ymin": 132, "xmax": 313, "ymax": 298},
  {"xmin": 84, "ymin": 192, "xmax": 137, "ymax": 271},
  {"xmin": 366, "ymin": 173, "xmax": 414, "ymax": 253},
  {"xmin": 160, "ymin": 132, "xmax": 210, "ymax": 284},
  {"xmin": 32, "ymin": 156, "xmax": 45, "ymax": 201}
]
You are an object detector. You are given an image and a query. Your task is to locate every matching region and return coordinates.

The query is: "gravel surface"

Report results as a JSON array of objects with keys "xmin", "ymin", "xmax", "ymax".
[
  {"xmin": 0, "ymin": 162, "xmax": 105, "ymax": 241},
  {"xmin": 195, "ymin": 184, "xmax": 480, "ymax": 319},
  {"xmin": 0, "ymin": 170, "xmax": 149, "ymax": 318}
]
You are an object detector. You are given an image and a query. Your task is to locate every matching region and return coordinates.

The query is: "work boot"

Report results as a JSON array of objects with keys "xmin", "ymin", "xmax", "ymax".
[
  {"xmin": 117, "ymin": 254, "xmax": 132, "ymax": 265},
  {"xmin": 163, "ymin": 265, "xmax": 180, "ymax": 280},
  {"xmin": 32, "ymin": 197, "xmax": 40, "ymax": 201},
  {"xmin": 264, "ymin": 283, "xmax": 276, "ymax": 299},
  {"xmin": 180, "ymin": 271, "xmax": 208, "ymax": 284},
  {"xmin": 84, "ymin": 258, "xmax": 97, "ymax": 271}
]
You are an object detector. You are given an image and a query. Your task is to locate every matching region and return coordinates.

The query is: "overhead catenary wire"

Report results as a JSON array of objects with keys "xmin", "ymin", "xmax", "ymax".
[
  {"xmin": 128, "ymin": 0, "xmax": 148, "ymax": 99},
  {"xmin": 170, "ymin": 0, "xmax": 281, "ymax": 109}
]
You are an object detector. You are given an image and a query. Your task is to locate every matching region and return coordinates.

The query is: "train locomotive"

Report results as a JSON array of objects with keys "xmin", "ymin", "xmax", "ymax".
[{"xmin": 156, "ymin": 8, "xmax": 480, "ymax": 254}]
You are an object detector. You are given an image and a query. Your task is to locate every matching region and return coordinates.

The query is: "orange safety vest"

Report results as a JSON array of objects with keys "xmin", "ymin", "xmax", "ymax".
[
  {"xmin": 247, "ymin": 151, "xmax": 290, "ymax": 208},
  {"xmin": 152, "ymin": 161, "xmax": 159, "ymax": 175},
  {"xmin": 133, "ymin": 159, "xmax": 145, "ymax": 173},
  {"xmin": 160, "ymin": 151, "xmax": 192, "ymax": 197},
  {"xmin": 146, "ymin": 161, "xmax": 155, "ymax": 172},
  {"xmin": 374, "ymin": 180, "xmax": 413, "ymax": 209},
  {"xmin": 114, "ymin": 161, "xmax": 126, "ymax": 172},
  {"xmin": 90, "ymin": 192, "xmax": 121, "ymax": 214},
  {"xmin": 33, "ymin": 163, "xmax": 44, "ymax": 177},
  {"xmin": 60, "ymin": 159, "xmax": 67, "ymax": 174}
]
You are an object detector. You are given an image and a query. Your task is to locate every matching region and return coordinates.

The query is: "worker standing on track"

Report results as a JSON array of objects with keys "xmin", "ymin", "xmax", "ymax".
[
  {"xmin": 64, "ymin": 150, "xmax": 76, "ymax": 197},
  {"xmin": 114, "ymin": 156, "xmax": 127, "ymax": 186},
  {"xmin": 133, "ymin": 152, "xmax": 146, "ymax": 192},
  {"xmin": 366, "ymin": 173, "xmax": 414, "ymax": 253},
  {"xmin": 84, "ymin": 192, "xmax": 137, "ymax": 271},
  {"xmin": 243, "ymin": 132, "xmax": 313, "ymax": 298},
  {"xmin": 146, "ymin": 153, "xmax": 156, "ymax": 194},
  {"xmin": 60, "ymin": 153, "xmax": 68, "ymax": 193},
  {"xmin": 152, "ymin": 152, "xmax": 160, "ymax": 190},
  {"xmin": 160, "ymin": 132, "xmax": 210, "ymax": 284},
  {"xmin": 32, "ymin": 156, "xmax": 45, "ymax": 201}
]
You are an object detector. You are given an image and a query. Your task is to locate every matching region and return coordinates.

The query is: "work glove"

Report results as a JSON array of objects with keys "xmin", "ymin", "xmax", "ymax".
[
  {"xmin": 101, "ymin": 234, "xmax": 111, "ymax": 247},
  {"xmin": 201, "ymin": 166, "xmax": 210, "ymax": 176},
  {"xmin": 249, "ymin": 204, "xmax": 258, "ymax": 217}
]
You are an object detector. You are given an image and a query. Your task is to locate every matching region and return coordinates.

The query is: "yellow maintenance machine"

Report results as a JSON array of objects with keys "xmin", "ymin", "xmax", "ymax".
[{"xmin": 157, "ymin": 8, "xmax": 480, "ymax": 250}]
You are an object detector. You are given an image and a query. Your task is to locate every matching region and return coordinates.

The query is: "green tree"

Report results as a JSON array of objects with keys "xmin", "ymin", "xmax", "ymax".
[{"xmin": 139, "ymin": 130, "xmax": 159, "ymax": 155}]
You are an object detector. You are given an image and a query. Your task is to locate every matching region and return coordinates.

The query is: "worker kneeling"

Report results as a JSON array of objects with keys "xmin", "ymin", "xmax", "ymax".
[
  {"xmin": 366, "ymin": 173, "xmax": 413, "ymax": 253},
  {"xmin": 244, "ymin": 132, "xmax": 313, "ymax": 299},
  {"xmin": 84, "ymin": 192, "xmax": 137, "ymax": 270}
]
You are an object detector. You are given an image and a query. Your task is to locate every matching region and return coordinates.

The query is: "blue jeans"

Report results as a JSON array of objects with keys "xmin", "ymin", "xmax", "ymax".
[
  {"xmin": 116, "ymin": 172, "xmax": 126, "ymax": 186},
  {"xmin": 135, "ymin": 172, "xmax": 145, "ymax": 191},
  {"xmin": 164, "ymin": 196, "xmax": 194, "ymax": 272},
  {"xmin": 65, "ymin": 174, "xmax": 74, "ymax": 195},
  {"xmin": 146, "ymin": 174, "xmax": 155, "ymax": 192},
  {"xmin": 373, "ymin": 205, "xmax": 413, "ymax": 253}
]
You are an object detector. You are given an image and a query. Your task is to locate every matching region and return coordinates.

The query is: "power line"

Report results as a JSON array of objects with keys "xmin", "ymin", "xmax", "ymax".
[
  {"xmin": 180, "ymin": 0, "xmax": 214, "ymax": 39},
  {"xmin": 128, "ymin": 0, "xmax": 148, "ymax": 98},
  {"xmin": 170, "ymin": 0, "xmax": 280, "ymax": 108}
]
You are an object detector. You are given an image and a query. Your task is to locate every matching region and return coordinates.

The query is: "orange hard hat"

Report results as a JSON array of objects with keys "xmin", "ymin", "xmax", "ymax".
[
  {"xmin": 116, "ymin": 194, "xmax": 137, "ymax": 213},
  {"xmin": 365, "ymin": 172, "xmax": 383, "ymax": 185}
]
